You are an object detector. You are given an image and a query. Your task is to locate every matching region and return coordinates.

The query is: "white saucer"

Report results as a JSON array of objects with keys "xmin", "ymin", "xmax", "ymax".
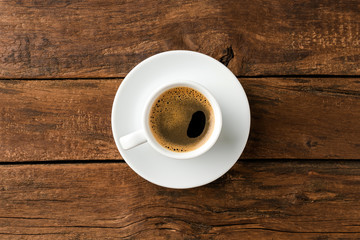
[{"xmin": 112, "ymin": 50, "xmax": 250, "ymax": 189}]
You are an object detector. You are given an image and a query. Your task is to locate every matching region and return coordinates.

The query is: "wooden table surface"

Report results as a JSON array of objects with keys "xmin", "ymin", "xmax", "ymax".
[{"xmin": 1, "ymin": 0, "xmax": 360, "ymax": 239}]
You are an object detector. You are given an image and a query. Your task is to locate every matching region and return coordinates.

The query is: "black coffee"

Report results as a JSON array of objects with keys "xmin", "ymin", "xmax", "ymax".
[{"xmin": 149, "ymin": 87, "xmax": 214, "ymax": 152}]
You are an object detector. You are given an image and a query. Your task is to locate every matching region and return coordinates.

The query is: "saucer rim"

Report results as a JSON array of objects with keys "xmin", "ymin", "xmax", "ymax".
[{"xmin": 111, "ymin": 50, "xmax": 251, "ymax": 189}]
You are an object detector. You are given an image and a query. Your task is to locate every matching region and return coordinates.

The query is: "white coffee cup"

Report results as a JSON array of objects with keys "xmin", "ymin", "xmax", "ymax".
[{"xmin": 119, "ymin": 81, "xmax": 222, "ymax": 159}]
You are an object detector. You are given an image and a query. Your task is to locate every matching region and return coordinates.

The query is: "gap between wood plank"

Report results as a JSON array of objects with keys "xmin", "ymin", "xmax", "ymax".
[
  {"xmin": 1, "ymin": 159, "xmax": 359, "ymax": 166},
  {"xmin": 0, "ymin": 77, "xmax": 125, "ymax": 81},
  {"xmin": 1, "ymin": 75, "xmax": 360, "ymax": 81},
  {"xmin": 0, "ymin": 160, "xmax": 125, "ymax": 165}
]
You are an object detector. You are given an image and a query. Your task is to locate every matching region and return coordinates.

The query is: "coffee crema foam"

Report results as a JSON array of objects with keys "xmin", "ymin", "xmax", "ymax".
[{"xmin": 149, "ymin": 86, "xmax": 214, "ymax": 153}]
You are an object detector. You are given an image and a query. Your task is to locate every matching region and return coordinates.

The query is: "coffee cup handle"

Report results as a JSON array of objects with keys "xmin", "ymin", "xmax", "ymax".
[{"xmin": 119, "ymin": 130, "xmax": 147, "ymax": 150}]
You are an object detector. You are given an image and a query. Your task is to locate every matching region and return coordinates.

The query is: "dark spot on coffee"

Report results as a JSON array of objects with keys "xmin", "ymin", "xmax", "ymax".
[{"xmin": 187, "ymin": 111, "xmax": 206, "ymax": 138}]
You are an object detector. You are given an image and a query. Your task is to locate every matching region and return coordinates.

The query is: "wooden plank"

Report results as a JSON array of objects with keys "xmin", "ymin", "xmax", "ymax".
[
  {"xmin": 1, "ymin": 161, "xmax": 360, "ymax": 239},
  {"xmin": 1, "ymin": 78, "xmax": 359, "ymax": 162},
  {"xmin": 0, "ymin": 79, "xmax": 121, "ymax": 162},
  {"xmin": 1, "ymin": 0, "xmax": 360, "ymax": 78},
  {"xmin": 241, "ymin": 77, "xmax": 360, "ymax": 159}
]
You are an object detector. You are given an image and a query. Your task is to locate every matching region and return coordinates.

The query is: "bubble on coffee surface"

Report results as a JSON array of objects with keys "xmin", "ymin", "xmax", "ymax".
[{"xmin": 149, "ymin": 87, "xmax": 214, "ymax": 153}]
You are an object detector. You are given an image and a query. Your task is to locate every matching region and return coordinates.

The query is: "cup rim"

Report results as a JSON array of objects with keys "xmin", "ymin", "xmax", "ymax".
[{"xmin": 142, "ymin": 80, "xmax": 222, "ymax": 159}]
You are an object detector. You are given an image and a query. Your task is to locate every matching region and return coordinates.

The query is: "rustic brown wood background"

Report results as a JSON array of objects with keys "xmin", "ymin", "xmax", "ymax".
[{"xmin": 0, "ymin": 0, "xmax": 359, "ymax": 239}]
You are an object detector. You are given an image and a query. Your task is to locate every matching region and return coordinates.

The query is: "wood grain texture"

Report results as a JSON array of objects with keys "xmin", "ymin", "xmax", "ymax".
[
  {"xmin": 1, "ymin": 0, "xmax": 360, "ymax": 78},
  {"xmin": 1, "ymin": 78, "xmax": 359, "ymax": 162},
  {"xmin": 241, "ymin": 77, "xmax": 360, "ymax": 159},
  {"xmin": 0, "ymin": 79, "xmax": 121, "ymax": 162},
  {"xmin": 1, "ymin": 161, "xmax": 360, "ymax": 239}
]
